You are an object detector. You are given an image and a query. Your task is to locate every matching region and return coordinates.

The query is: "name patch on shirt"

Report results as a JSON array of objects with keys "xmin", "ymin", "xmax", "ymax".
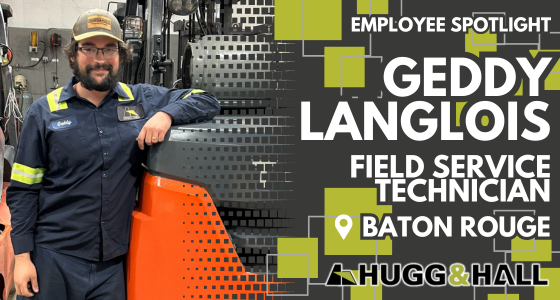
[
  {"xmin": 117, "ymin": 104, "xmax": 145, "ymax": 121},
  {"xmin": 51, "ymin": 116, "xmax": 78, "ymax": 130}
]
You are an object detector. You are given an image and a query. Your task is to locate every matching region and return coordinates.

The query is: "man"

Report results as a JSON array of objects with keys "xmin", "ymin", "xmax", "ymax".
[{"xmin": 7, "ymin": 8, "xmax": 220, "ymax": 299}]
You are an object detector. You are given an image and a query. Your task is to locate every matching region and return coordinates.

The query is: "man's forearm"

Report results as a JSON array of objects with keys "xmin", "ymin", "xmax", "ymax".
[{"xmin": 15, "ymin": 252, "xmax": 30, "ymax": 261}]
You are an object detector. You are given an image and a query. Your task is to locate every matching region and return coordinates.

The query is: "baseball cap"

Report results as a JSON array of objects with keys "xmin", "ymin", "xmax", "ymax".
[{"xmin": 71, "ymin": 8, "xmax": 123, "ymax": 43}]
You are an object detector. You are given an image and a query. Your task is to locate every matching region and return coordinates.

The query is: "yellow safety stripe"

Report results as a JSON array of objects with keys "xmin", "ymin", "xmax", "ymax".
[
  {"xmin": 11, "ymin": 163, "xmax": 45, "ymax": 185},
  {"xmin": 182, "ymin": 89, "xmax": 206, "ymax": 99},
  {"xmin": 47, "ymin": 87, "xmax": 66, "ymax": 112},
  {"xmin": 118, "ymin": 82, "xmax": 134, "ymax": 101}
]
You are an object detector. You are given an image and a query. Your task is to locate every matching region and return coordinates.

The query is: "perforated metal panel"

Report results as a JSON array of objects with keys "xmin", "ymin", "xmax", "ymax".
[
  {"xmin": 146, "ymin": 115, "xmax": 293, "ymax": 273},
  {"xmin": 184, "ymin": 35, "xmax": 274, "ymax": 100},
  {"xmin": 147, "ymin": 116, "xmax": 292, "ymax": 198}
]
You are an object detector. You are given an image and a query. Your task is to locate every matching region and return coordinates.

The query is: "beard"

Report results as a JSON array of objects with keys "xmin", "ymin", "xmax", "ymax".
[{"xmin": 72, "ymin": 62, "xmax": 122, "ymax": 92}]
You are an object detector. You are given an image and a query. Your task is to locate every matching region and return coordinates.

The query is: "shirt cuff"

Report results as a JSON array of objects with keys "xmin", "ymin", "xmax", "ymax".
[
  {"xmin": 160, "ymin": 103, "xmax": 191, "ymax": 125},
  {"xmin": 11, "ymin": 233, "xmax": 34, "ymax": 255}
]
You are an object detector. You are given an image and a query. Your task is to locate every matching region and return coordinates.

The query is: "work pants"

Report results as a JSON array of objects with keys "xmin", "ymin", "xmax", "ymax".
[{"xmin": 17, "ymin": 246, "xmax": 126, "ymax": 300}]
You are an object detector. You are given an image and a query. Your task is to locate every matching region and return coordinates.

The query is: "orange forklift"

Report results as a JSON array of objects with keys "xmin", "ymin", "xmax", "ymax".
[{"xmin": 119, "ymin": 0, "xmax": 291, "ymax": 298}]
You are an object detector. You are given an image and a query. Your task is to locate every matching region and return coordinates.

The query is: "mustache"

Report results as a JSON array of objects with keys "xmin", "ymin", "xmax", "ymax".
[{"xmin": 85, "ymin": 63, "xmax": 113, "ymax": 73}]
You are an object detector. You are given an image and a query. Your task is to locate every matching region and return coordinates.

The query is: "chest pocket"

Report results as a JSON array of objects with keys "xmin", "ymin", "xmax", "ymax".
[
  {"xmin": 116, "ymin": 103, "xmax": 147, "ymax": 155},
  {"xmin": 49, "ymin": 116, "xmax": 89, "ymax": 168},
  {"xmin": 117, "ymin": 120, "xmax": 144, "ymax": 155}
]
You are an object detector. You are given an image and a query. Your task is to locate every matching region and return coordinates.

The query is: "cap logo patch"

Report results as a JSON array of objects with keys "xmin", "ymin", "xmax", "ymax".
[{"xmin": 87, "ymin": 15, "xmax": 111, "ymax": 30}]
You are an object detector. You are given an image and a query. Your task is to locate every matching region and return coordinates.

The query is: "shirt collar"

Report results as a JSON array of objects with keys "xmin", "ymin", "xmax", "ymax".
[
  {"xmin": 113, "ymin": 81, "xmax": 131, "ymax": 99},
  {"xmin": 57, "ymin": 77, "xmax": 78, "ymax": 103},
  {"xmin": 57, "ymin": 77, "xmax": 129, "ymax": 104}
]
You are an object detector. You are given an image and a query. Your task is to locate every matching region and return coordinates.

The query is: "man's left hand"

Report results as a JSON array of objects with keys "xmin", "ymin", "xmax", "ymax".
[{"xmin": 136, "ymin": 111, "xmax": 173, "ymax": 150}]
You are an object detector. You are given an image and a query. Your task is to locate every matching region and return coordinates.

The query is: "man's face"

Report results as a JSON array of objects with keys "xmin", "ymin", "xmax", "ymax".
[{"xmin": 72, "ymin": 35, "xmax": 121, "ymax": 92}]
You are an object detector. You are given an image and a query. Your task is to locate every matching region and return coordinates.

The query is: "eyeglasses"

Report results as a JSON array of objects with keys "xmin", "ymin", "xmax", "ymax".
[{"xmin": 77, "ymin": 46, "xmax": 119, "ymax": 58}]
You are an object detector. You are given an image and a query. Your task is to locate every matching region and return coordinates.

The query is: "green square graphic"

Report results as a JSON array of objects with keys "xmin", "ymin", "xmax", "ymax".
[
  {"xmin": 464, "ymin": 29, "xmax": 496, "ymax": 57},
  {"xmin": 357, "ymin": 0, "xmax": 388, "ymax": 15},
  {"xmin": 275, "ymin": 0, "xmax": 342, "ymax": 40},
  {"xmin": 456, "ymin": 102, "xmax": 467, "ymax": 126},
  {"xmin": 275, "ymin": 0, "xmax": 302, "ymax": 40},
  {"xmin": 324, "ymin": 47, "xmax": 365, "ymax": 88},
  {"xmin": 511, "ymin": 238, "xmax": 552, "ymax": 262},
  {"xmin": 535, "ymin": 268, "xmax": 560, "ymax": 300},
  {"xmin": 515, "ymin": 79, "xmax": 523, "ymax": 96},
  {"xmin": 277, "ymin": 238, "xmax": 318, "ymax": 278},
  {"xmin": 530, "ymin": 50, "xmax": 560, "ymax": 60},
  {"xmin": 325, "ymin": 188, "xmax": 392, "ymax": 255},
  {"xmin": 351, "ymin": 270, "xmax": 382, "ymax": 300},
  {"xmin": 550, "ymin": 58, "xmax": 560, "ymax": 72},
  {"xmin": 488, "ymin": 295, "xmax": 519, "ymax": 300},
  {"xmin": 545, "ymin": 74, "xmax": 560, "ymax": 90}
]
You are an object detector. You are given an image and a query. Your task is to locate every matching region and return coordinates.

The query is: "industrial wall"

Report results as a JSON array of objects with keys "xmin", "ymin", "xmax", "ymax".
[
  {"xmin": 8, "ymin": 27, "xmax": 180, "ymax": 100},
  {"xmin": 1, "ymin": 0, "xmax": 126, "ymax": 29},
  {"xmin": 9, "ymin": 28, "xmax": 71, "ymax": 101}
]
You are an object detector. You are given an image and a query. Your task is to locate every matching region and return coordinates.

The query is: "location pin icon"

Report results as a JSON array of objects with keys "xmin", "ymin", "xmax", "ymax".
[{"xmin": 335, "ymin": 214, "xmax": 353, "ymax": 240}]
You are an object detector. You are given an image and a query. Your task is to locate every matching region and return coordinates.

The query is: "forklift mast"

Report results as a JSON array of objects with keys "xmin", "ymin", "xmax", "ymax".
[{"xmin": 121, "ymin": 0, "xmax": 241, "ymax": 87}]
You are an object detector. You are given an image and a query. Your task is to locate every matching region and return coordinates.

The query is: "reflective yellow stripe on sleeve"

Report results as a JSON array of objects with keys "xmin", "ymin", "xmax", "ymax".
[
  {"xmin": 182, "ymin": 89, "xmax": 206, "ymax": 99},
  {"xmin": 11, "ymin": 163, "xmax": 45, "ymax": 185},
  {"xmin": 47, "ymin": 87, "xmax": 66, "ymax": 112},
  {"xmin": 118, "ymin": 82, "xmax": 134, "ymax": 101}
]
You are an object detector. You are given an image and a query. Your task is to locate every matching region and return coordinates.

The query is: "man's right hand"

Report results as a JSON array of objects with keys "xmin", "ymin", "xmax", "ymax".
[{"xmin": 14, "ymin": 253, "xmax": 39, "ymax": 297}]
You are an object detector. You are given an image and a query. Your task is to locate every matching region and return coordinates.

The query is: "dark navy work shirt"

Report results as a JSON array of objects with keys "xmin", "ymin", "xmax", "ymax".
[{"xmin": 7, "ymin": 77, "xmax": 220, "ymax": 261}]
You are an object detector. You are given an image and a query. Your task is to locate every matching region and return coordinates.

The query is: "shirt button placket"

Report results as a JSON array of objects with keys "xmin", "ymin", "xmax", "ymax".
[{"xmin": 95, "ymin": 104, "xmax": 110, "ymax": 256}]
